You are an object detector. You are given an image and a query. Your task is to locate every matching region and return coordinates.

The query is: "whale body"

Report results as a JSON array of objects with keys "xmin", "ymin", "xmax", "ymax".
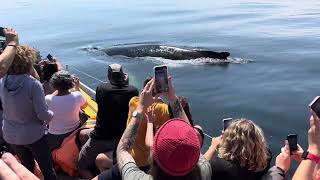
[{"xmin": 95, "ymin": 45, "xmax": 230, "ymax": 60}]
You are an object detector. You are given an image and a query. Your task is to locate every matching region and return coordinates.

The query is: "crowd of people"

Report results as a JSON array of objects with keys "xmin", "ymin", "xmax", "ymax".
[{"xmin": 0, "ymin": 27, "xmax": 319, "ymax": 180}]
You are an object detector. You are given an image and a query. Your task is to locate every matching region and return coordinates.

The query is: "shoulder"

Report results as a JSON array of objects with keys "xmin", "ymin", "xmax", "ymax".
[
  {"xmin": 97, "ymin": 83, "xmax": 113, "ymax": 92},
  {"xmin": 72, "ymin": 91, "xmax": 86, "ymax": 104},
  {"xmin": 198, "ymin": 155, "xmax": 212, "ymax": 180},
  {"xmin": 209, "ymin": 151, "xmax": 234, "ymax": 168},
  {"xmin": 45, "ymin": 94, "xmax": 53, "ymax": 100},
  {"xmin": 129, "ymin": 96, "xmax": 139, "ymax": 105},
  {"xmin": 29, "ymin": 76, "xmax": 43, "ymax": 90},
  {"xmin": 260, "ymin": 166, "xmax": 285, "ymax": 180},
  {"xmin": 121, "ymin": 162, "xmax": 153, "ymax": 180},
  {"xmin": 127, "ymin": 85, "xmax": 139, "ymax": 91},
  {"xmin": 71, "ymin": 91, "xmax": 83, "ymax": 97},
  {"xmin": 96, "ymin": 82, "xmax": 106, "ymax": 89},
  {"xmin": 154, "ymin": 101, "xmax": 169, "ymax": 110}
]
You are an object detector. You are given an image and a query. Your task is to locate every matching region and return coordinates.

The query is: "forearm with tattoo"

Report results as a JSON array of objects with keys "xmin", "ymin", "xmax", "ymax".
[
  {"xmin": 171, "ymin": 99, "xmax": 183, "ymax": 117},
  {"xmin": 117, "ymin": 117, "xmax": 141, "ymax": 171},
  {"xmin": 169, "ymin": 97, "xmax": 190, "ymax": 125}
]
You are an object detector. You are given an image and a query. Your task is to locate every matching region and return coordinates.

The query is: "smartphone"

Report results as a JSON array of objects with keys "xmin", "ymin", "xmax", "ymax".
[
  {"xmin": 0, "ymin": 41, "xmax": 5, "ymax": 50},
  {"xmin": 0, "ymin": 145, "xmax": 8, "ymax": 158},
  {"xmin": 47, "ymin": 54, "xmax": 54, "ymax": 61},
  {"xmin": 0, "ymin": 27, "xmax": 5, "ymax": 37},
  {"xmin": 223, "ymin": 118, "xmax": 233, "ymax": 131},
  {"xmin": 310, "ymin": 96, "xmax": 320, "ymax": 118},
  {"xmin": 154, "ymin": 65, "xmax": 169, "ymax": 94},
  {"xmin": 287, "ymin": 134, "xmax": 298, "ymax": 154}
]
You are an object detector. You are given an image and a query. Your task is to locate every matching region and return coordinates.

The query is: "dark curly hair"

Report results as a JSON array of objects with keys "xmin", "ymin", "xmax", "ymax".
[
  {"xmin": 50, "ymin": 70, "xmax": 74, "ymax": 91},
  {"xmin": 43, "ymin": 63, "xmax": 58, "ymax": 81}
]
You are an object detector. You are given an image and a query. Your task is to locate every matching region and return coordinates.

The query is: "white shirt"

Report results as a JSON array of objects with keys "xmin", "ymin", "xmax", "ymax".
[{"xmin": 45, "ymin": 91, "xmax": 86, "ymax": 135}]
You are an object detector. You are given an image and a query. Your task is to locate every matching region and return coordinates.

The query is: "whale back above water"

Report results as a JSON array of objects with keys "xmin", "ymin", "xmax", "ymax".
[{"xmin": 97, "ymin": 45, "xmax": 230, "ymax": 60}]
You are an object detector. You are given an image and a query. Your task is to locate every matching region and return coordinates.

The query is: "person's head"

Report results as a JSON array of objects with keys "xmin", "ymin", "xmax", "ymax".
[
  {"xmin": 218, "ymin": 118, "xmax": 269, "ymax": 172},
  {"xmin": 150, "ymin": 119, "xmax": 201, "ymax": 180},
  {"xmin": 42, "ymin": 63, "xmax": 58, "ymax": 81},
  {"xmin": 168, "ymin": 96, "xmax": 194, "ymax": 126},
  {"xmin": 34, "ymin": 49, "xmax": 42, "ymax": 63},
  {"xmin": 7, "ymin": 45, "xmax": 37, "ymax": 75},
  {"xmin": 107, "ymin": 63, "xmax": 126, "ymax": 86},
  {"xmin": 50, "ymin": 70, "xmax": 74, "ymax": 91}
]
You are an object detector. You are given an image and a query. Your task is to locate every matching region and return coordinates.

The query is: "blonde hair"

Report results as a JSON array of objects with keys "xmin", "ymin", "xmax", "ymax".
[
  {"xmin": 8, "ymin": 45, "xmax": 37, "ymax": 75},
  {"xmin": 218, "ymin": 118, "xmax": 269, "ymax": 172}
]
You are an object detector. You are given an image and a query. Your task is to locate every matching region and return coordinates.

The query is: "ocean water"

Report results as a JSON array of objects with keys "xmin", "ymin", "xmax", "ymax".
[{"xmin": 2, "ymin": 0, "xmax": 320, "ymax": 175}]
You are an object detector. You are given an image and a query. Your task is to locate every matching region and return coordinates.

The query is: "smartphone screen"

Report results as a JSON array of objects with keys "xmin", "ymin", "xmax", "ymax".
[
  {"xmin": 287, "ymin": 134, "xmax": 298, "ymax": 153},
  {"xmin": 47, "ymin": 54, "xmax": 53, "ymax": 61},
  {"xmin": 154, "ymin": 65, "xmax": 168, "ymax": 94},
  {"xmin": 310, "ymin": 97, "xmax": 320, "ymax": 117},
  {"xmin": 0, "ymin": 27, "xmax": 4, "ymax": 37},
  {"xmin": 223, "ymin": 118, "xmax": 233, "ymax": 131}
]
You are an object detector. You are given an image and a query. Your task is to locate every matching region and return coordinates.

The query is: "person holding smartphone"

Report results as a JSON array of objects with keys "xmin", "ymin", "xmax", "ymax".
[
  {"xmin": 206, "ymin": 119, "xmax": 272, "ymax": 180},
  {"xmin": 45, "ymin": 71, "xmax": 87, "ymax": 151},
  {"xmin": 78, "ymin": 64, "xmax": 138, "ymax": 179},
  {"xmin": 115, "ymin": 77, "xmax": 211, "ymax": 180},
  {"xmin": 0, "ymin": 45, "xmax": 57, "ymax": 179},
  {"xmin": 94, "ymin": 77, "xmax": 171, "ymax": 180},
  {"xmin": 292, "ymin": 110, "xmax": 320, "ymax": 179}
]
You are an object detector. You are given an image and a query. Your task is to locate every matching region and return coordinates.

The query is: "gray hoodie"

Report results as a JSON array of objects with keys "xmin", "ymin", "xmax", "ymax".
[{"xmin": 0, "ymin": 74, "xmax": 53, "ymax": 145}]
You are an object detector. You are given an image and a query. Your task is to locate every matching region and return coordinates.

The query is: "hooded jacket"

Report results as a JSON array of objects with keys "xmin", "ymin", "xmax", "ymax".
[{"xmin": 0, "ymin": 74, "xmax": 53, "ymax": 145}]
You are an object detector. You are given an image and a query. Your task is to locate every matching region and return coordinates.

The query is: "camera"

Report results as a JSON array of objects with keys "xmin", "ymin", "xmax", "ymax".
[
  {"xmin": 0, "ymin": 144, "xmax": 9, "ymax": 158},
  {"xmin": 0, "ymin": 27, "xmax": 5, "ymax": 37},
  {"xmin": 0, "ymin": 40, "xmax": 5, "ymax": 51},
  {"xmin": 0, "ymin": 27, "xmax": 6, "ymax": 51}
]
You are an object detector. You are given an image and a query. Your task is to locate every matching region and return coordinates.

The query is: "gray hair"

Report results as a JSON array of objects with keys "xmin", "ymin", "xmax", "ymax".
[{"xmin": 50, "ymin": 70, "xmax": 74, "ymax": 90}]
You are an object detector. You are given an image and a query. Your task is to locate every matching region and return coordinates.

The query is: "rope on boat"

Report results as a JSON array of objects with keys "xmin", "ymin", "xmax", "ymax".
[
  {"xmin": 66, "ymin": 65, "xmax": 214, "ymax": 140},
  {"xmin": 68, "ymin": 65, "xmax": 105, "ymax": 83}
]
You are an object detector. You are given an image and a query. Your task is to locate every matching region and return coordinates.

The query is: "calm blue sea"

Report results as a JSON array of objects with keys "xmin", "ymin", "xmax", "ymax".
[{"xmin": 2, "ymin": 0, "xmax": 320, "ymax": 175}]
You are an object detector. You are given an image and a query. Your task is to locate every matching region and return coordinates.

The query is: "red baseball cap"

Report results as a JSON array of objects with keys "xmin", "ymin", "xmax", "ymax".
[{"xmin": 152, "ymin": 118, "xmax": 200, "ymax": 176}]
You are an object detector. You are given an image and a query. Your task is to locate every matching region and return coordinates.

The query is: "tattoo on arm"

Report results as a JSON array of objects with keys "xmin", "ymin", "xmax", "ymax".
[
  {"xmin": 171, "ymin": 99, "xmax": 183, "ymax": 117},
  {"xmin": 170, "ymin": 98, "xmax": 190, "ymax": 124},
  {"xmin": 117, "ymin": 119, "xmax": 140, "ymax": 171}
]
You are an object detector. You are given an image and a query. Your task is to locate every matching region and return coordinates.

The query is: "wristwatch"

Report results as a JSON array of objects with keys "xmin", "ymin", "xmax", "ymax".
[
  {"xmin": 302, "ymin": 151, "xmax": 320, "ymax": 164},
  {"xmin": 132, "ymin": 110, "xmax": 143, "ymax": 120}
]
